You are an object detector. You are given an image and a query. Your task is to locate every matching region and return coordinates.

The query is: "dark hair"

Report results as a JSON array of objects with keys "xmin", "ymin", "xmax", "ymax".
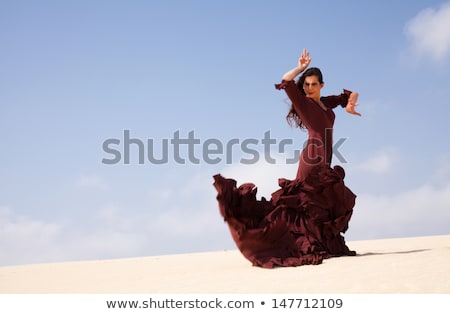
[{"xmin": 286, "ymin": 67, "xmax": 324, "ymax": 129}]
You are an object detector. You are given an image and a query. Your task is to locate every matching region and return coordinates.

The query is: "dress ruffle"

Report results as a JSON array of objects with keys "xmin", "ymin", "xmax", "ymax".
[
  {"xmin": 213, "ymin": 165, "xmax": 356, "ymax": 268},
  {"xmin": 274, "ymin": 80, "xmax": 290, "ymax": 90}
]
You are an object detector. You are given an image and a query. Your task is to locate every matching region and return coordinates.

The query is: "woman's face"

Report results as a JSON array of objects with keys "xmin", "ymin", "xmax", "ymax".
[{"xmin": 303, "ymin": 75, "xmax": 323, "ymax": 99}]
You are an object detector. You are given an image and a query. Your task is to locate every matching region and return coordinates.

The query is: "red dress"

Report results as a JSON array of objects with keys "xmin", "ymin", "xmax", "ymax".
[{"xmin": 213, "ymin": 80, "xmax": 356, "ymax": 268}]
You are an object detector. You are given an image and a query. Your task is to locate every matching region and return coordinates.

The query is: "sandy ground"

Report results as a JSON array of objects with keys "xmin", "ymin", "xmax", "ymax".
[{"xmin": 0, "ymin": 234, "xmax": 449, "ymax": 294}]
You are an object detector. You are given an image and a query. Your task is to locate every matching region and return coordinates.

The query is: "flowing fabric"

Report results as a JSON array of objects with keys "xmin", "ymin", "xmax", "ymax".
[
  {"xmin": 212, "ymin": 79, "xmax": 357, "ymax": 268},
  {"xmin": 213, "ymin": 165, "xmax": 356, "ymax": 268}
]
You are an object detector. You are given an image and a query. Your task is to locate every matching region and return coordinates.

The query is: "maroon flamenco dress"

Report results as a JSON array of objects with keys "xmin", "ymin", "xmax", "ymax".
[{"xmin": 213, "ymin": 80, "xmax": 357, "ymax": 268}]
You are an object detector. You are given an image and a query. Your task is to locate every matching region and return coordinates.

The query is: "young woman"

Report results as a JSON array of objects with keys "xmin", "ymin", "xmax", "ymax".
[{"xmin": 213, "ymin": 49, "xmax": 361, "ymax": 268}]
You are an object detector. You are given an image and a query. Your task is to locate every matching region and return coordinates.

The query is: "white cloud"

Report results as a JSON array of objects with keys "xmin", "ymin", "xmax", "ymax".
[
  {"xmin": 353, "ymin": 149, "xmax": 397, "ymax": 175},
  {"xmin": 405, "ymin": 2, "xmax": 450, "ymax": 62},
  {"xmin": 0, "ymin": 205, "xmax": 12, "ymax": 216},
  {"xmin": 154, "ymin": 206, "xmax": 218, "ymax": 237},
  {"xmin": 75, "ymin": 174, "xmax": 109, "ymax": 190},
  {"xmin": 348, "ymin": 182, "xmax": 450, "ymax": 240},
  {"xmin": 96, "ymin": 204, "xmax": 137, "ymax": 231},
  {"xmin": 0, "ymin": 205, "xmax": 150, "ymax": 266},
  {"xmin": 0, "ymin": 207, "xmax": 63, "ymax": 265},
  {"xmin": 431, "ymin": 152, "xmax": 450, "ymax": 185},
  {"xmin": 69, "ymin": 232, "xmax": 146, "ymax": 260},
  {"xmin": 147, "ymin": 187, "xmax": 172, "ymax": 202}
]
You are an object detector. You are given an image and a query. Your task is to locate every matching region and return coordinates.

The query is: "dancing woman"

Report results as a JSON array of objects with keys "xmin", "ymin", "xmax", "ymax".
[{"xmin": 213, "ymin": 49, "xmax": 361, "ymax": 268}]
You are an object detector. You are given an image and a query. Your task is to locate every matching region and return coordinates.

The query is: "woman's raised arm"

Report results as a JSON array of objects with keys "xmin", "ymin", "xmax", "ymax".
[{"xmin": 282, "ymin": 48, "xmax": 311, "ymax": 81}]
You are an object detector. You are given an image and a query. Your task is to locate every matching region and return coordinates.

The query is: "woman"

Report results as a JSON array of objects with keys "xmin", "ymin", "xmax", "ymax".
[{"xmin": 213, "ymin": 49, "xmax": 361, "ymax": 268}]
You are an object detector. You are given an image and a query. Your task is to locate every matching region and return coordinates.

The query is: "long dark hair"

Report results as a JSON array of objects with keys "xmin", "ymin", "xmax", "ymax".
[{"xmin": 286, "ymin": 67, "xmax": 324, "ymax": 129}]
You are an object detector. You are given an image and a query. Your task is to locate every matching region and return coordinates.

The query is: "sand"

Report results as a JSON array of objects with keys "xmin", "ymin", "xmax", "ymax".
[{"xmin": 0, "ymin": 234, "xmax": 449, "ymax": 294}]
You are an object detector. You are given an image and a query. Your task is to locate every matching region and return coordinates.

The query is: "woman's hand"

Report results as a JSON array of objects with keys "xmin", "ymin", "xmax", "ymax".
[
  {"xmin": 298, "ymin": 48, "xmax": 311, "ymax": 71},
  {"xmin": 281, "ymin": 48, "xmax": 311, "ymax": 81},
  {"xmin": 346, "ymin": 92, "xmax": 361, "ymax": 116}
]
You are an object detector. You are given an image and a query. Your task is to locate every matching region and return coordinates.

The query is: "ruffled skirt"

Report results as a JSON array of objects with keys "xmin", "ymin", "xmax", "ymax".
[{"xmin": 213, "ymin": 165, "xmax": 356, "ymax": 268}]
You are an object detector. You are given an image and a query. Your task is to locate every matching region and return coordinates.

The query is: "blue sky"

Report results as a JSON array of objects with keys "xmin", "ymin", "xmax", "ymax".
[{"xmin": 1, "ymin": 0, "xmax": 450, "ymax": 266}]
